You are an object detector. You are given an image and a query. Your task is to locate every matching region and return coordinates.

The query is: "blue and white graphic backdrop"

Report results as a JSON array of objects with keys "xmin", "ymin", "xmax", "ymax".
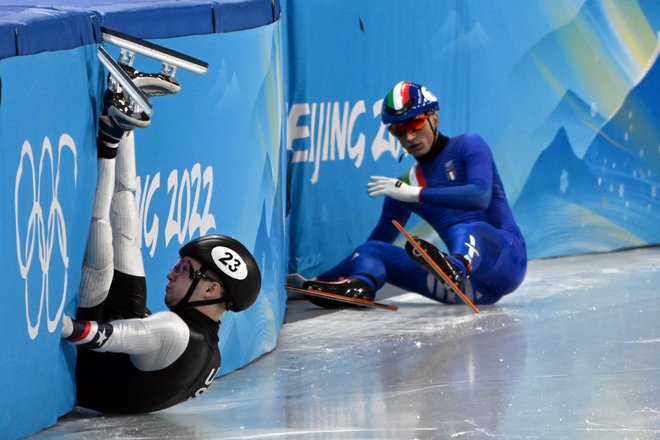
[
  {"xmin": 1, "ymin": 45, "xmax": 99, "ymax": 438},
  {"xmin": 284, "ymin": 0, "xmax": 660, "ymax": 277},
  {"xmin": 1, "ymin": 8, "xmax": 284, "ymax": 440}
]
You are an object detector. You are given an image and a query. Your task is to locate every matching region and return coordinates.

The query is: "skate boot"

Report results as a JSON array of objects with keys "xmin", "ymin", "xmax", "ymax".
[
  {"xmin": 302, "ymin": 278, "xmax": 376, "ymax": 309},
  {"xmin": 97, "ymin": 88, "xmax": 151, "ymax": 158},
  {"xmin": 404, "ymin": 237, "xmax": 467, "ymax": 286},
  {"xmin": 303, "ymin": 278, "xmax": 376, "ymax": 301},
  {"xmin": 119, "ymin": 63, "xmax": 180, "ymax": 97}
]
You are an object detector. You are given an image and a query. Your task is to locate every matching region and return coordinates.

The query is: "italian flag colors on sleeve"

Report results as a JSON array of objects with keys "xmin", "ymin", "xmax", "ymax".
[{"xmin": 401, "ymin": 164, "xmax": 427, "ymax": 187}]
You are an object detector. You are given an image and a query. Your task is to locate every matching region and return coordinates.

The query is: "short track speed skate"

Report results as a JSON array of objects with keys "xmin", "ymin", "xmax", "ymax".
[
  {"xmin": 101, "ymin": 27, "xmax": 208, "ymax": 77},
  {"xmin": 97, "ymin": 46, "xmax": 153, "ymax": 117},
  {"xmin": 392, "ymin": 220, "xmax": 480, "ymax": 313},
  {"xmin": 100, "ymin": 27, "xmax": 208, "ymax": 101},
  {"xmin": 284, "ymin": 285, "xmax": 398, "ymax": 311}
]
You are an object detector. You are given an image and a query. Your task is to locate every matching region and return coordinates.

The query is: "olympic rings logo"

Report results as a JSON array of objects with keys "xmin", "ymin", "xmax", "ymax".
[{"xmin": 15, "ymin": 135, "xmax": 77, "ymax": 340}]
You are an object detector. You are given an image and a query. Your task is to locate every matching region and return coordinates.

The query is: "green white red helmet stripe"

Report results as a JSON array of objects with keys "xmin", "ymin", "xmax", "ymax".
[
  {"xmin": 387, "ymin": 81, "xmax": 411, "ymax": 112},
  {"xmin": 382, "ymin": 81, "xmax": 439, "ymax": 124}
]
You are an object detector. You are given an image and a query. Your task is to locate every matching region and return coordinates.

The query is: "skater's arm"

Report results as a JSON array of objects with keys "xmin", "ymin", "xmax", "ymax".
[
  {"xmin": 62, "ymin": 311, "xmax": 188, "ymax": 356},
  {"xmin": 368, "ymin": 135, "xmax": 495, "ymax": 210},
  {"xmin": 419, "ymin": 135, "xmax": 494, "ymax": 210},
  {"xmin": 419, "ymin": 179, "xmax": 491, "ymax": 210}
]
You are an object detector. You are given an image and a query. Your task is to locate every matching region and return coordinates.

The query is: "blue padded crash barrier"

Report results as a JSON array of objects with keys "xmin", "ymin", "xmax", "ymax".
[{"xmin": 0, "ymin": 0, "xmax": 280, "ymax": 60}]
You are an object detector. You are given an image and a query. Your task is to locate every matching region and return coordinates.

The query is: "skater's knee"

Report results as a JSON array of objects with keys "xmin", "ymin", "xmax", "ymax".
[
  {"xmin": 110, "ymin": 191, "xmax": 139, "ymax": 242},
  {"xmin": 78, "ymin": 265, "xmax": 113, "ymax": 308}
]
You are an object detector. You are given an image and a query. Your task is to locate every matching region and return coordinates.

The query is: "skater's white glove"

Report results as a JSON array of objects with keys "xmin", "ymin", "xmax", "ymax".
[{"xmin": 367, "ymin": 176, "xmax": 421, "ymax": 203}]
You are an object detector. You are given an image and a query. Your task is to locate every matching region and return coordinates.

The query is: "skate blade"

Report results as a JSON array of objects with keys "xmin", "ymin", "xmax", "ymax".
[
  {"xmin": 392, "ymin": 220, "xmax": 479, "ymax": 313},
  {"xmin": 98, "ymin": 46, "xmax": 153, "ymax": 116},
  {"xmin": 284, "ymin": 285, "xmax": 398, "ymax": 311},
  {"xmin": 102, "ymin": 27, "xmax": 208, "ymax": 75}
]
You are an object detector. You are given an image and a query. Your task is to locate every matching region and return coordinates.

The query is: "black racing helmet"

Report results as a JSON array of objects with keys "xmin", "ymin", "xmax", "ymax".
[{"xmin": 179, "ymin": 234, "xmax": 261, "ymax": 312}]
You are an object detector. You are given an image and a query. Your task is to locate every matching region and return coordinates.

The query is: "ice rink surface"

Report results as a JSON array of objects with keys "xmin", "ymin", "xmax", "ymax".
[{"xmin": 32, "ymin": 247, "xmax": 659, "ymax": 439}]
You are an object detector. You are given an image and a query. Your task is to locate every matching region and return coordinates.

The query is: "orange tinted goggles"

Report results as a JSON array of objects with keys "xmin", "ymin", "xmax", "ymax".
[{"xmin": 387, "ymin": 114, "xmax": 429, "ymax": 136}]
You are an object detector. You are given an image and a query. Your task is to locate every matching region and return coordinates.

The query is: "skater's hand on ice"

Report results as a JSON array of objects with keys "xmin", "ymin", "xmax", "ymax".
[{"xmin": 367, "ymin": 176, "xmax": 421, "ymax": 203}]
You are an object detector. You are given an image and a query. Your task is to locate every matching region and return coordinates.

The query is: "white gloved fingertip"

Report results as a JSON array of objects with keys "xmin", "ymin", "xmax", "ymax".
[{"xmin": 61, "ymin": 315, "xmax": 73, "ymax": 339}]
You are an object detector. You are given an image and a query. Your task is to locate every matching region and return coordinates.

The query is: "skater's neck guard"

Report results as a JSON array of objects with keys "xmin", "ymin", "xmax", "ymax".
[{"xmin": 417, "ymin": 132, "xmax": 449, "ymax": 165}]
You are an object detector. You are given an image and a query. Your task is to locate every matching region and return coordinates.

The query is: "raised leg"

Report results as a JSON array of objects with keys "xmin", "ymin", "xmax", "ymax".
[
  {"xmin": 77, "ymin": 156, "xmax": 116, "ymax": 318},
  {"xmin": 110, "ymin": 132, "xmax": 144, "ymax": 276}
]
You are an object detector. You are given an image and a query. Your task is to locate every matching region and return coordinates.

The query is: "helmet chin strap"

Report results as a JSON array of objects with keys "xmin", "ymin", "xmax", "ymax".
[
  {"xmin": 185, "ymin": 297, "xmax": 228, "ymax": 307},
  {"xmin": 428, "ymin": 117, "xmax": 438, "ymax": 142},
  {"xmin": 171, "ymin": 267, "xmax": 227, "ymax": 311}
]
